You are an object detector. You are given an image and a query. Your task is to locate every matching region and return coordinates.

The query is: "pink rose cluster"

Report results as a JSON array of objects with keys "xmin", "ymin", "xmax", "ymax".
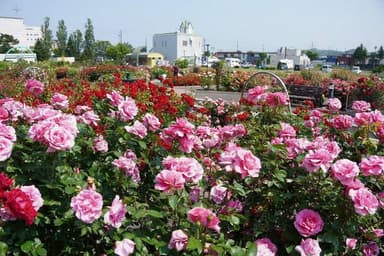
[
  {"xmin": 28, "ymin": 112, "xmax": 79, "ymax": 152},
  {"xmin": 117, "ymin": 97, "xmax": 138, "ymax": 122},
  {"xmin": 70, "ymin": 189, "xmax": 103, "ymax": 223},
  {"xmin": 92, "ymin": 135, "xmax": 108, "ymax": 153},
  {"xmin": 51, "ymin": 92, "xmax": 69, "ymax": 109},
  {"xmin": 25, "ymin": 79, "xmax": 44, "ymax": 96},
  {"xmin": 160, "ymin": 117, "xmax": 199, "ymax": 153},
  {"xmin": 0, "ymin": 123, "xmax": 16, "ymax": 161},
  {"xmin": 219, "ymin": 142, "xmax": 261, "ymax": 179},
  {"xmin": 112, "ymin": 150, "xmax": 140, "ymax": 182},
  {"xmin": 187, "ymin": 207, "xmax": 220, "ymax": 233},
  {"xmin": 155, "ymin": 156, "xmax": 204, "ymax": 193}
]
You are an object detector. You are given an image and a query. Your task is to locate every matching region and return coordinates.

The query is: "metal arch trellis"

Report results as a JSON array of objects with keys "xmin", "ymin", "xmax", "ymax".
[{"xmin": 240, "ymin": 71, "xmax": 292, "ymax": 113}]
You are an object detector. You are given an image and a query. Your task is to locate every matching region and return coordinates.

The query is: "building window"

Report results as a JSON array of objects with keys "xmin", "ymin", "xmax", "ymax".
[
  {"xmin": 182, "ymin": 40, "xmax": 187, "ymax": 46},
  {"xmin": 189, "ymin": 39, "xmax": 192, "ymax": 46}
]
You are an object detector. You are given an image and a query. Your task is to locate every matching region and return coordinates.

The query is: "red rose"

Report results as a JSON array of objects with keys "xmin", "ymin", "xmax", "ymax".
[
  {"xmin": 0, "ymin": 172, "xmax": 14, "ymax": 191},
  {"xmin": 2, "ymin": 189, "xmax": 37, "ymax": 225}
]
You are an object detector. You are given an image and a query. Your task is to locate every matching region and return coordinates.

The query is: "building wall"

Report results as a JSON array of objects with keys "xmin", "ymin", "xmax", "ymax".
[
  {"xmin": 0, "ymin": 17, "xmax": 42, "ymax": 48},
  {"xmin": 152, "ymin": 21, "xmax": 204, "ymax": 65},
  {"xmin": 153, "ymin": 33, "xmax": 177, "ymax": 63}
]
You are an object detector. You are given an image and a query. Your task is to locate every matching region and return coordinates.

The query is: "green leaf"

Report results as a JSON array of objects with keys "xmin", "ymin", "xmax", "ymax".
[
  {"xmin": 138, "ymin": 140, "xmax": 147, "ymax": 149},
  {"xmin": 168, "ymin": 195, "xmax": 178, "ymax": 210},
  {"xmin": 285, "ymin": 245, "xmax": 295, "ymax": 254},
  {"xmin": 230, "ymin": 215, "xmax": 240, "ymax": 225},
  {"xmin": 37, "ymin": 247, "xmax": 47, "ymax": 256},
  {"xmin": 245, "ymin": 241, "xmax": 257, "ymax": 256},
  {"xmin": 21, "ymin": 241, "xmax": 33, "ymax": 253},
  {"xmin": 187, "ymin": 236, "xmax": 202, "ymax": 253},
  {"xmin": 0, "ymin": 241, "xmax": 8, "ymax": 256},
  {"xmin": 147, "ymin": 210, "xmax": 164, "ymax": 218}
]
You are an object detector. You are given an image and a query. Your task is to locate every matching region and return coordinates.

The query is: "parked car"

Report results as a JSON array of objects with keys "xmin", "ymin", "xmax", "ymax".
[
  {"xmin": 321, "ymin": 64, "xmax": 333, "ymax": 73},
  {"xmin": 351, "ymin": 66, "xmax": 362, "ymax": 74},
  {"xmin": 240, "ymin": 62, "xmax": 253, "ymax": 69}
]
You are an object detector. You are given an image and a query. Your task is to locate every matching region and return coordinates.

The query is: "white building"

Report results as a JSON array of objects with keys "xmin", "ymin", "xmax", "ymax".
[
  {"xmin": 270, "ymin": 47, "xmax": 311, "ymax": 67},
  {"xmin": 152, "ymin": 21, "xmax": 204, "ymax": 65},
  {"xmin": 0, "ymin": 16, "xmax": 42, "ymax": 48}
]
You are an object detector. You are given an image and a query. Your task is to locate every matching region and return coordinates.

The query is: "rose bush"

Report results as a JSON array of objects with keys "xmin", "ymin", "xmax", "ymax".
[{"xmin": 0, "ymin": 64, "xmax": 382, "ymax": 255}]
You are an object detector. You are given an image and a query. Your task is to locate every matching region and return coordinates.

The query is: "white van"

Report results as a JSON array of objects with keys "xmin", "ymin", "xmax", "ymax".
[
  {"xmin": 225, "ymin": 58, "xmax": 241, "ymax": 68},
  {"xmin": 322, "ymin": 64, "xmax": 333, "ymax": 73}
]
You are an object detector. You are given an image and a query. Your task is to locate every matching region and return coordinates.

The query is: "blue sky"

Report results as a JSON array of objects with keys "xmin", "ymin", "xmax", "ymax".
[{"xmin": 0, "ymin": 0, "xmax": 383, "ymax": 52}]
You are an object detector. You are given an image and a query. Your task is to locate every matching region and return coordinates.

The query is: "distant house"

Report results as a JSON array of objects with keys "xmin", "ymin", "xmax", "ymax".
[
  {"xmin": 269, "ymin": 47, "xmax": 310, "ymax": 67},
  {"xmin": 0, "ymin": 16, "xmax": 41, "ymax": 48},
  {"xmin": 152, "ymin": 21, "xmax": 204, "ymax": 65}
]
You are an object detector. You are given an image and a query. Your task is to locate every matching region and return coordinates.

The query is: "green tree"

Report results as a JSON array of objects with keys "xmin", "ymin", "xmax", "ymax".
[
  {"xmin": 304, "ymin": 50, "xmax": 319, "ymax": 61},
  {"xmin": 106, "ymin": 43, "xmax": 132, "ymax": 63},
  {"xmin": 33, "ymin": 17, "xmax": 53, "ymax": 61},
  {"xmin": 66, "ymin": 30, "xmax": 83, "ymax": 60},
  {"xmin": 81, "ymin": 18, "xmax": 95, "ymax": 61},
  {"xmin": 175, "ymin": 58, "xmax": 189, "ymax": 69},
  {"xmin": 378, "ymin": 46, "xmax": 384, "ymax": 60},
  {"xmin": 54, "ymin": 19, "xmax": 67, "ymax": 57},
  {"xmin": 0, "ymin": 33, "xmax": 19, "ymax": 53},
  {"xmin": 353, "ymin": 43, "xmax": 368, "ymax": 64},
  {"xmin": 94, "ymin": 40, "xmax": 112, "ymax": 58}
]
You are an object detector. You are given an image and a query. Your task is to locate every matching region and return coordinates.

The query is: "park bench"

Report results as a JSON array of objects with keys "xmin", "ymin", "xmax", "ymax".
[{"xmin": 286, "ymin": 84, "xmax": 325, "ymax": 108}]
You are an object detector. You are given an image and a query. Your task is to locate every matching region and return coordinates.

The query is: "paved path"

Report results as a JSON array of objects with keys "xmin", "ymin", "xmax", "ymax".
[{"xmin": 173, "ymin": 85, "xmax": 242, "ymax": 102}]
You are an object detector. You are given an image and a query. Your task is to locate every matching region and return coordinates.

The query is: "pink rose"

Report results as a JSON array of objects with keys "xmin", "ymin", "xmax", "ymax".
[
  {"xmin": 0, "ymin": 107, "xmax": 9, "ymax": 123},
  {"xmin": 188, "ymin": 207, "xmax": 220, "ymax": 233},
  {"xmin": 346, "ymin": 238, "xmax": 357, "ymax": 250},
  {"xmin": 104, "ymin": 195, "xmax": 126, "ymax": 228},
  {"xmin": 142, "ymin": 113, "xmax": 161, "ymax": 131},
  {"xmin": 279, "ymin": 122, "xmax": 296, "ymax": 140},
  {"xmin": 348, "ymin": 187, "xmax": 379, "ymax": 216},
  {"xmin": 266, "ymin": 92, "xmax": 289, "ymax": 106},
  {"xmin": 247, "ymin": 86, "xmax": 266, "ymax": 103},
  {"xmin": 77, "ymin": 110, "xmax": 100, "ymax": 127},
  {"xmin": 162, "ymin": 156, "xmax": 203, "ymax": 183},
  {"xmin": 219, "ymin": 143, "xmax": 261, "ymax": 179},
  {"xmin": 354, "ymin": 112, "xmax": 371, "ymax": 126},
  {"xmin": 168, "ymin": 229, "xmax": 188, "ymax": 251},
  {"xmin": 328, "ymin": 98, "xmax": 342, "ymax": 112},
  {"xmin": 114, "ymin": 238, "xmax": 135, "ymax": 256},
  {"xmin": 154, "ymin": 170, "xmax": 185, "ymax": 193},
  {"xmin": 51, "ymin": 93, "xmax": 68, "ymax": 109},
  {"xmin": 0, "ymin": 137, "xmax": 13, "ymax": 161},
  {"xmin": 196, "ymin": 126, "xmax": 221, "ymax": 148},
  {"xmin": 70, "ymin": 189, "xmax": 103, "ymax": 223},
  {"xmin": 362, "ymin": 242, "xmax": 380, "ymax": 256},
  {"xmin": 255, "ymin": 238, "xmax": 277, "ymax": 256},
  {"xmin": 93, "ymin": 135, "xmax": 108, "ymax": 153},
  {"xmin": 301, "ymin": 149, "xmax": 333, "ymax": 173},
  {"xmin": 125, "ymin": 121, "xmax": 147, "ymax": 139},
  {"xmin": 352, "ymin": 100, "xmax": 371, "ymax": 112},
  {"xmin": 112, "ymin": 155, "xmax": 140, "ymax": 183},
  {"xmin": 107, "ymin": 91, "xmax": 124, "ymax": 106},
  {"xmin": 295, "ymin": 238, "xmax": 322, "ymax": 256},
  {"xmin": 118, "ymin": 98, "xmax": 138, "ymax": 121},
  {"xmin": 332, "ymin": 115, "xmax": 354, "ymax": 130},
  {"xmin": 0, "ymin": 124, "xmax": 16, "ymax": 142},
  {"xmin": 43, "ymin": 125, "xmax": 76, "ymax": 152},
  {"xmin": 25, "ymin": 79, "xmax": 44, "ymax": 96},
  {"xmin": 359, "ymin": 155, "xmax": 384, "ymax": 176},
  {"xmin": 210, "ymin": 185, "xmax": 228, "ymax": 204},
  {"xmin": 331, "ymin": 159, "xmax": 360, "ymax": 186},
  {"xmin": 20, "ymin": 185, "xmax": 43, "ymax": 211},
  {"xmin": 294, "ymin": 209, "xmax": 324, "ymax": 237}
]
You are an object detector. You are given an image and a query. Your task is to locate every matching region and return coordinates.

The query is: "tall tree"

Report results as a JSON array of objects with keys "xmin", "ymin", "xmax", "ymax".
[
  {"xmin": 106, "ymin": 43, "xmax": 133, "ymax": 63},
  {"xmin": 378, "ymin": 46, "xmax": 384, "ymax": 60},
  {"xmin": 34, "ymin": 17, "xmax": 53, "ymax": 61},
  {"xmin": 66, "ymin": 30, "xmax": 83, "ymax": 60},
  {"xmin": 94, "ymin": 40, "xmax": 112, "ymax": 58},
  {"xmin": 304, "ymin": 50, "xmax": 319, "ymax": 61},
  {"xmin": 55, "ymin": 19, "xmax": 67, "ymax": 57},
  {"xmin": 0, "ymin": 33, "xmax": 19, "ymax": 53},
  {"xmin": 353, "ymin": 43, "xmax": 368, "ymax": 64},
  {"xmin": 82, "ymin": 18, "xmax": 95, "ymax": 61}
]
